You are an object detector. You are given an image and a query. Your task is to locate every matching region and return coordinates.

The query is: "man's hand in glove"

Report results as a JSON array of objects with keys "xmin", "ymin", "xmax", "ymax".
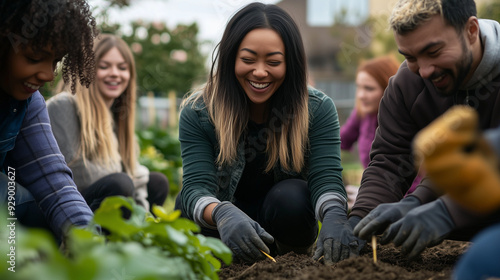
[
  {"xmin": 353, "ymin": 196, "xmax": 421, "ymax": 240},
  {"xmin": 379, "ymin": 198, "xmax": 455, "ymax": 259},
  {"xmin": 312, "ymin": 205, "xmax": 359, "ymax": 265},
  {"xmin": 212, "ymin": 201, "xmax": 274, "ymax": 263}
]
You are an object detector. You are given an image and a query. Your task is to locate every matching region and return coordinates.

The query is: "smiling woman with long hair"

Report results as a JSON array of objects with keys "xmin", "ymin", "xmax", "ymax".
[
  {"xmin": 47, "ymin": 34, "xmax": 169, "ymax": 213},
  {"xmin": 175, "ymin": 2, "xmax": 360, "ymax": 265}
]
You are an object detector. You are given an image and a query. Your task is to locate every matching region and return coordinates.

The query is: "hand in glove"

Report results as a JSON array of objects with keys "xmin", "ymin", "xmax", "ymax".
[
  {"xmin": 353, "ymin": 196, "xmax": 421, "ymax": 240},
  {"xmin": 413, "ymin": 105, "xmax": 500, "ymax": 214},
  {"xmin": 380, "ymin": 198, "xmax": 455, "ymax": 259},
  {"xmin": 312, "ymin": 206, "xmax": 359, "ymax": 265},
  {"xmin": 212, "ymin": 201, "xmax": 274, "ymax": 263}
]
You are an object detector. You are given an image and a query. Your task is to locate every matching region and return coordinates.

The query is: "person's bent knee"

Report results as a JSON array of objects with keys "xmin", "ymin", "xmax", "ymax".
[{"xmin": 100, "ymin": 173, "xmax": 135, "ymax": 197}]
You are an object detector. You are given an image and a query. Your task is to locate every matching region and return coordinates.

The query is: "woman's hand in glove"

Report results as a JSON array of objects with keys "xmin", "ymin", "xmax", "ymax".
[{"xmin": 212, "ymin": 201, "xmax": 274, "ymax": 263}]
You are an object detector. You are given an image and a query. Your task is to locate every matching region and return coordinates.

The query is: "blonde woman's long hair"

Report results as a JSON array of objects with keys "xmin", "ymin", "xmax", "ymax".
[
  {"xmin": 72, "ymin": 34, "xmax": 137, "ymax": 176},
  {"xmin": 183, "ymin": 3, "xmax": 309, "ymax": 173}
]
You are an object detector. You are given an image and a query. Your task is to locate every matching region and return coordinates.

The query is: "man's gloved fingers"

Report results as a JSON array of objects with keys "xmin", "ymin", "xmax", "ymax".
[
  {"xmin": 406, "ymin": 236, "xmax": 430, "ymax": 260},
  {"xmin": 323, "ymin": 239, "xmax": 334, "ymax": 266},
  {"xmin": 391, "ymin": 221, "xmax": 417, "ymax": 247},
  {"xmin": 353, "ymin": 213, "xmax": 376, "ymax": 236},
  {"xmin": 380, "ymin": 220, "xmax": 402, "ymax": 245},
  {"xmin": 356, "ymin": 216, "xmax": 389, "ymax": 240},
  {"xmin": 398, "ymin": 228, "xmax": 420, "ymax": 257}
]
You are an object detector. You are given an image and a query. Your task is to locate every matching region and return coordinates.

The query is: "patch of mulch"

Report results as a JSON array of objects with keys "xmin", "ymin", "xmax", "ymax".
[{"xmin": 218, "ymin": 239, "xmax": 470, "ymax": 280}]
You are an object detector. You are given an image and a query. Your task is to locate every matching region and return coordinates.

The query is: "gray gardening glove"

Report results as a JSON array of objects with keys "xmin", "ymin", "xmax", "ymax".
[
  {"xmin": 353, "ymin": 196, "xmax": 421, "ymax": 240},
  {"xmin": 380, "ymin": 198, "xmax": 455, "ymax": 259},
  {"xmin": 212, "ymin": 201, "xmax": 274, "ymax": 263},
  {"xmin": 348, "ymin": 216, "xmax": 367, "ymax": 252},
  {"xmin": 313, "ymin": 205, "xmax": 359, "ymax": 265}
]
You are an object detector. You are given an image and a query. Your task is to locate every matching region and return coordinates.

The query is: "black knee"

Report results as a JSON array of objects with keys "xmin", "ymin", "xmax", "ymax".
[
  {"xmin": 262, "ymin": 179, "xmax": 317, "ymax": 247},
  {"xmin": 147, "ymin": 172, "xmax": 169, "ymax": 209},
  {"xmin": 101, "ymin": 173, "xmax": 135, "ymax": 197}
]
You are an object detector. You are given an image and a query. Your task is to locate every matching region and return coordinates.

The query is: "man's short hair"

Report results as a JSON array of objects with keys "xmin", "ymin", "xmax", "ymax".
[{"xmin": 390, "ymin": 0, "xmax": 477, "ymax": 35}]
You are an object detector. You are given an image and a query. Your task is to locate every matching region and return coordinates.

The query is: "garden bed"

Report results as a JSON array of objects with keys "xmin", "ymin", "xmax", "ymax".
[{"xmin": 218, "ymin": 239, "xmax": 469, "ymax": 280}]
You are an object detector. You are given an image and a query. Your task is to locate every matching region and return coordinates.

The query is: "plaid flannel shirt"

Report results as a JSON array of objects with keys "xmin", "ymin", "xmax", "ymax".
[{"xmin": 1, "ymin": 91, "xmax": 93, "ymax": 238}]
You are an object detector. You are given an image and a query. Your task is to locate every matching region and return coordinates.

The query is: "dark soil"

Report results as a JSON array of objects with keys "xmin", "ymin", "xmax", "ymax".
[{"xmin": 218, "ymin": 239, "xmax": 470, "ymax": 280}]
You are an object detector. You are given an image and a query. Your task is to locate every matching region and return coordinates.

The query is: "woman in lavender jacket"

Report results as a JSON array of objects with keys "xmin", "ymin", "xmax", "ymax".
[
  {"xmin": 340, "ymin": 56, "xmax": 400, "ymax": 169},
  {"xmin": 340, "ymin": 56, "xmax": 421, "ymax": 202}
]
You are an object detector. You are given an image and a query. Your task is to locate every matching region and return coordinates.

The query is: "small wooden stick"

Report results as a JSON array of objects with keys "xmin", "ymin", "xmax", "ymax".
[
  {"xmin": 260, "ymin": 249, "xmax": 276, "ymax": 262},
  {"xmin": 372, "ymin": 235, "xmax": 377, "ymax": 263}
]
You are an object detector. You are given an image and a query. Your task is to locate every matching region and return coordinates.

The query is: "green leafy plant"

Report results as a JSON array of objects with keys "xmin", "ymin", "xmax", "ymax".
[
  {"xmin": 8, "ymin": 197, "xmax": 231, "ymax": 280},
  {"xmin": 137, "ymin": 126, "xmax": 183, "ymax": 196}
]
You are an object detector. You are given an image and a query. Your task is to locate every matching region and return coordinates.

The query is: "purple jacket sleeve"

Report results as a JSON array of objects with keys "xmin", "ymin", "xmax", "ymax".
[{"xmin": 340, "ymin": 109, "xmax": 360, "ymax": 151}]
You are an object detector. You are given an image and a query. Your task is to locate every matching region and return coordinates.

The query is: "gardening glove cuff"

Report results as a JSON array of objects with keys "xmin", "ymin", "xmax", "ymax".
[
  {"xmin": 212, "ymin": 201, "xmax": 274, "ymax": 263},
  {"xmin": 194, "ymin": 196, "xmax": 221, "ymax": 229},
  {"xmin": 315, "ymin": 192, "xmax": 347, "ymax": 222},
  {"xmin": 441, "ymin": 195, "xmax": 484, "ymax": 228},
  {"xmin": 353, "ymin": 195, "xmax": 422, "ymax": 240}
]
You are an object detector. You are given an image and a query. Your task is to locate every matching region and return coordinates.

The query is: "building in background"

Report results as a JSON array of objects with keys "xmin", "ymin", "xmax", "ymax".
[{"xmin": 277, "ymin": 0, "xmax": 491, "ymax": 123}]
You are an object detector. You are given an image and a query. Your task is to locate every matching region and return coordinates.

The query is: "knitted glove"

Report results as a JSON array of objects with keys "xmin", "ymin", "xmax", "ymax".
[{"xmin": 413, "ymin": 105, "xmax": 500, "ymax": 214}]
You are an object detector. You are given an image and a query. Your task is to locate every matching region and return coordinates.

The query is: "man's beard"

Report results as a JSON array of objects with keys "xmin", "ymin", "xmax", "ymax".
[{"xmin": 436, "ymin": 37, "xmax": 473, "ymax": 97}]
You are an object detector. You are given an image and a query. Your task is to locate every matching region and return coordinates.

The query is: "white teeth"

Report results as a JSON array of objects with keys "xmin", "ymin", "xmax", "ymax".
[
  {"xmin": 249, "ymin": 81, "xmax": 270, "ymax": 89},
  {"xmin": 432, "ymin": 75, "xmax": 444, "ymax": 83},
  {"xmin": 24, "ymin": 82, "xmax": 40, "ymax": 90},
  {"xmin": 107, "ymin": 81, "xmax": 119, "ymax": 86}
]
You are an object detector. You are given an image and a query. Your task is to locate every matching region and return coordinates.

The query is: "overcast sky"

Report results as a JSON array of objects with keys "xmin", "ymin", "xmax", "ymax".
[{"xmin": 88, "ymin": 0, "xmax": 280, "ymax": 44}]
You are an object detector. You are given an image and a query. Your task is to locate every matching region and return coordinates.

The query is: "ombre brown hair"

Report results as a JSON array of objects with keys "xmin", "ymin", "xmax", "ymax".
[
  {"xmin": 182, "ymin": 2, "xmax": 309, "ymax": 173},
  {"xmin": 355, "ymin": 55, "xmax": 400, "ymax": 118}
]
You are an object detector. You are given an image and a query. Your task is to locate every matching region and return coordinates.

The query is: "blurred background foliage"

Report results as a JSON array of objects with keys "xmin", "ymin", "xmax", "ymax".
[
  {"xmin": 478, "ymin": 1, "xmax": 500, "ymax": 22},
  {"xmin": 137, "ymin": 127, "xmax": 182, "ymax": 198},
  {"xmin": 96, "ymin": 6, "xmax": 208, "ymax": 98}
]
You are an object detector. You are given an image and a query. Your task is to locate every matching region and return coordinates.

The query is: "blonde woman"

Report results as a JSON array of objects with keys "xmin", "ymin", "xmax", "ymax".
[
  {"xmin": 175, "ymin": 3, "xmax": 361, "ymax": 265},
  {"xmin": 47, "ymin": 34, "xmax": 168, "ymax": 212}
]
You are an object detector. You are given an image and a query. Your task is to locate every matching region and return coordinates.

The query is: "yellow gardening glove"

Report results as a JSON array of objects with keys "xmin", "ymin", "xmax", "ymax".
[{"xmin": 413, "ymin": 106, "xmax": 500, "ymax": 214}]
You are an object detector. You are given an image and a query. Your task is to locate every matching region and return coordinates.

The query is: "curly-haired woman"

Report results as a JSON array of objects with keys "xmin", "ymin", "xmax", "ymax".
[{"xmin": 0, "ymin": 0, "xmax": 98, "ymax": 241}]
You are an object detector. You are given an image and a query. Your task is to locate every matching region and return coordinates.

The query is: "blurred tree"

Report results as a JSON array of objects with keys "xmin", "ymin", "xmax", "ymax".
[
  {"xmin": 106, "ymin": 0, "xmax": 131, "ymax": 8},
  {"xmin": 478, "ymin": 1, "xmax": 500, "ymax": 21},
  {"xmin": 97, "ymin": 0, "xmax": 208, "ymax": 97},
  {"xmin": 332, "ymin": 13, "xmax": 402, "ymax": 79},
  {"xmin": 120, "ymin": 21, "xmax": 207, "ymax": 97}
]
